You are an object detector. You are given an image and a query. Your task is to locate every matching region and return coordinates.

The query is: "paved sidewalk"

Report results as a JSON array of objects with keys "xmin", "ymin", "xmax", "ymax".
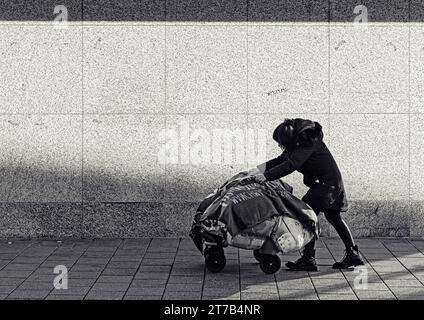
[{"xmin": 1, "ymin": 238, "xmax": 424, "ymax": 300}]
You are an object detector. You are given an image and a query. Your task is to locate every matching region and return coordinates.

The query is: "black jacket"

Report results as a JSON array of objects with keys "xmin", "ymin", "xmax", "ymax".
[{"xmin": 263, "ymin": 119, "xmax": 348, "ymax": 213}]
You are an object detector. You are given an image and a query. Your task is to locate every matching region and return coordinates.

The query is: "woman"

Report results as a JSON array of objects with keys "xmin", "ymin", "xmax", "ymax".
[{"xmin": 253, "ymin": 118, "xmax": 364, "ymax": 271}]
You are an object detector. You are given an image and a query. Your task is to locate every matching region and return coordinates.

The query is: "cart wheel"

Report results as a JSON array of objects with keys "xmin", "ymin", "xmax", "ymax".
[
  {"xmin": 253, "ymin": 249, "xmax": 262, "ymax": 262},
  {"xmin": 259, "ymin": 254, "xmax": 281, "ymax": 274},
  {"xmin": 205, "ymin": 247, "xmax": 226, "ymax": 273}
]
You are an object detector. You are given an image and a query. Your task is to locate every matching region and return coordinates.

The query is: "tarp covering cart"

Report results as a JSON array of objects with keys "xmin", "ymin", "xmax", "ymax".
[{"xmin": 189, "ymin": 172, "xmax": 319, "ymax": 274}]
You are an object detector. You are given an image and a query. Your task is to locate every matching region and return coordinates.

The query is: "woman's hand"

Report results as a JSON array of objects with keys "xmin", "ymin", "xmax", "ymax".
[{"xmin": 253, "ymin": 173, "xmax": 267, "ymax": 183}]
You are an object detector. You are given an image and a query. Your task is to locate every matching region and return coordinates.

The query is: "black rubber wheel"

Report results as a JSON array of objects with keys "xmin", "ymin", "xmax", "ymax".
[
  {"xmin": 259, "ymin": 254, "xmax": 281, "ymax": 274},
  {"xmin": 205, "ymin": 247, "xmax": 226, "ymax": 273},
  {"xmin": 253, "ymin": 249, "xmax": 262, "ymax": 262}
]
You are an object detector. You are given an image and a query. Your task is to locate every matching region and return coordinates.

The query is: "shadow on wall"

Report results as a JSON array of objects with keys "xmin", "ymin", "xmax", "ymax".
[
  {"xmin": 0, "ymin": 0, "xmax": 421, "ymax": 23},
  {"xmin": 0, "ymin": 164, "xmax": 202, "ymax": 238},
  {"xmin": 0, "ymin": 164, "xmax": 416, "ymax": 238}
]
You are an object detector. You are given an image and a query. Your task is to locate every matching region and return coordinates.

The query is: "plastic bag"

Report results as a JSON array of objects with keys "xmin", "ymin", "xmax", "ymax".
[{"xmin": 274, "ymin": 216, "xmax": 314, "ymax": 254}]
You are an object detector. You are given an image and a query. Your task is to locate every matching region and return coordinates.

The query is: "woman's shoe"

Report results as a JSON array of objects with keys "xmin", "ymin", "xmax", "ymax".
[
  {"xmin": 332, "ymin": 245, "xmax": 365, "ymax": 269},
  {"xmin": 285, "ymin": 250, "xmax": 318, "ymax": 271}
]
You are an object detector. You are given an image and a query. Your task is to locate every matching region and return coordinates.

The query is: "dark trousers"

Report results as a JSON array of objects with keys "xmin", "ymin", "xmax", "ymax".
[{"xmin": 304, "ymin": 210, "xmax": 355, "ymax": 255}]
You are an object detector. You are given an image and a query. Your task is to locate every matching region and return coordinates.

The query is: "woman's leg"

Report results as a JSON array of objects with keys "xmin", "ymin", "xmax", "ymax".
[
  {"xmin": 324, "ymin": 210, "xmax": 364, "ymax": 268},
  {"xmin": 286, "ymin": 190, "xmax": 321, "ymax": 271},
  {"xmin": 302, "ymin": 235, "xmax": 316, "ymax": 256},
  {"xmin": 285, "ymin": 236, "xmax": 318, "ymax": 271},
  {"xmin": 285, "ymin": 216, "xmax": 318, "ymax": 271},
  {"xmin": 323, "ymin": 210, "xmax": 355, "ymax": 250}
]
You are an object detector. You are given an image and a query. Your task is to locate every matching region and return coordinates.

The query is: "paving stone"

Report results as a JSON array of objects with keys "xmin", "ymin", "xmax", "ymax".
[
  {"xmin": 110, "ymin": 256, "xmax": 143, "ymax": 262},
  {"xmin": 348, "ymin": 281, "xmax": 389, "ymax": 291},
  {"xmin": 17, "ymin": 281, "xmax": 55, "ymax": 290},
  {"xmin": 49, "ymin": 287, "xmax": 91, "ymax": 296},
  {"xmin": 91, "ymin": 282, "xmax": 130, "ymax": 291},
  {"xmin": 319, "ymin": 294, "xmax": 358, "ymax": 300},
  {"xmin": 137, "ymin": 265, "xmax": 172, "ymax": 272},
  {"xmin": 378, "ymin": 272, "xmax": 417, "ymax": 281},
  {"xmin": 397, "ymin": 253, "xmax": 424, "ymax": 259},
  {"xmin": 143, "ymin": 253, "xmax": 176, "ymax": 259},
  {"xmin": 202, "ymin": 293, "xmax": 241, "ymax": 300},
  {"xmin": 281, "ymin": 296, "xmax": 319, "ymax": 300},
  {"xmin": 107, "ymin": 261, "xmax": 141, "ymax": 269},
  {"xmin": 0, "ymin": 277, "xmax": 23, "ymax": 286},
  {"xmin": 399, "ymin": 258, "xmax": 424, "ymax": 267},
  {"xmin": 115, "ymin": 250, "xmax": 147, "ymax": 256},
  {"xmin": 203, "ymin": 287, "xmax": 240, "ymax": 296},
  {"xmin": 306, "ymin": 271, "xmax": 346, "ymax": 280},
  {"xmin": 278, "ymin": 290, "xmax": 319, "ymax": 300},
  {"xmin": 134, "ymin": 272, "xmax": 170, "ymax": 280},
  {"xmin": 275, "ymin": 271, "xmax": 310, "ymax": 281},
  {"xmin": 163, "ymin": 291, "xmax": 201, "ymax": 300},
  {"xmin": 391, "ymin": 287, "xmax": 424, "ymax": 299},
  {"xmin": 124, "ymin": 295, "xmax": 162, "ymax": 300},
  {"xmin": 240, "ymin": 285, "xmax": 278, "ymax": 294},
  {"xmin": 0, "ymin": 254, "xmax": 20, "ymax": 260},
  {"xmin": 71, "ymin": 265, "xmax": 106, "ymax": 272},
  {"xmin": 74, "ymin": 256, "xmax": 110, "ymax": 263},
  {"xmin": 204, "ymin": 281, "xmax": 240, "ymax": 289},
  {"xmin": 240, "ymin": 274, "xmax": 277, "ymax": 284},
  {"xmin": 3, "ymin": 263, "xmax": 41, "ymax": 271},
  {"xmin": 85, "ymin": 290, "xmax": 125, "ymax": 300},
  {"xmin": 167, "ymin": 276, "xmax": 204, "ymax": 284},
  {"xmin": 312, "ymin": 279, "xmax": 355, "ymax": 295},
  {"xmin": 312, "ymin": 277, "xmax": 350, "ymax": 285},
  {"xmin": 126, "ymin": 287, "xmax": 165, "ymax": 296},
  {"xmin": 68, "ymin": 271, "xmax": 102, "ymax": 279},
  {"xmin": 315, "ymin": 286, "xmax": 355, "ymax": 295},
  {"xmin": 7, "ymin": 289, "xmax": 51, "ymax": 300},
  {"xmin": 397, "ymin": 296, "xmax": 424, "ymax": 300},
  {"xmin": 46, "ymin": 295, "xmax": 86, "ymax": 300},
  {"xmin": 0, "ymin": 286, "xmax": 18, "ymax": 294},
  {"xmin": 241, "ymin": 292, "xmax": 279, "ymax": 300},
  {"xmin": 342, "ymin": 269, "xmax": 380, "ymax": 280},
  {"xmin": 384, "ymin": 279, "xmax": 424, "ymax": 287},
  {"xmin": 64, "ymin": 279, "xmax": 97, "ymax": 287},
  {"xmin": 0, "ymin": 270, "xmax": 33, "ymax": 278},
  {"xmin": 176, "ymin": 250, "xmax": 199, "ymax": 257},
  {"xmin": 170, "ymin": 269, "xmax": 204, "ymax": 276},
  {"xmin": 130, "ymin": 279, "xmax": 168, "ymax": 287},
  {"xmin": 412, "ymin": 272, "xmax": 424, "ymax": 282},
  {"xmin": 373, "ymin": 266, "xmax": 410, "ymax": 273},
  {"xmin": 276, "ymin": 278, "xmax": 315, "ymax": 290},
  {"xmin": 27, "ymin": 274, "xmax": 55, "ymax": 282},
  {"xmin": 101, "ymin": 268, "xmax": 138, "ymax": 276},
  {"xmin": 0, "ymin": 260, "xmax": 10, "ymax": 268},
  {"xmin": 96, "ymin": 275, "xmax": 133, "ymax": 283},
  {"xmin": 165, "ymin": 283, "xmax": 203, "ymax": 292},
  {"xmin": 141, "ymin": 259, "xmax": 175, "ymax": 266},
  {"xmin": 83, "ymin": 252, "xmax": 115, "ymax": 258},
  {"xmin": 355, "ymin": 290, "xmax": 396, "ymax": 300}
]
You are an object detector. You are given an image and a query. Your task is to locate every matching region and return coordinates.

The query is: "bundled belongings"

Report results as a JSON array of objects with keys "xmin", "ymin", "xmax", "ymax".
[{"xmin": 189, "ymin": 172, "xmax": 319, "ymax": 274}]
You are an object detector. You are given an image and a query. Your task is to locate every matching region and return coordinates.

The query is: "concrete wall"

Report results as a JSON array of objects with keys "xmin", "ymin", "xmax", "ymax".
[{"xmin": 0, "ymin": 0, "xmax": 423, "ymax": 238}]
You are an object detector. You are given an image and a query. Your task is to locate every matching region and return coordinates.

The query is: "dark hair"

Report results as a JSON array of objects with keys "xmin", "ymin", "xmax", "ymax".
[
  {"xmin": 273, "ymin": 119, "xmax": 323, "ymax": 149},
  {"xmin": 272, "ymin": 119, "xmax": 294, "ymax": 148},
  {"xmin": 297, "ymin": 122, "xmax": 323, "ymax": 147}
]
